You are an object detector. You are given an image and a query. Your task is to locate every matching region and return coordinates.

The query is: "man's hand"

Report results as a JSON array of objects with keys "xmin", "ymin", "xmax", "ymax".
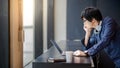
[
  {"xmin": 83, "ymin": 25, "xmax": 93, "ymax": 33},
  {"xmin": 73, "ymin": 50, "xmax": 87, "ymax": 57},
  {"xmin": 83, "ymin": 25, "xmax": 93, "ymax": 46}
]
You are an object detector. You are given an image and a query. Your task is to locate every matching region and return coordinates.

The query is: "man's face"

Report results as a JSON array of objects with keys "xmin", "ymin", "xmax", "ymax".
[{"xmin": 82, "ymin": 18, "xmax": 93, "ymax": 29}]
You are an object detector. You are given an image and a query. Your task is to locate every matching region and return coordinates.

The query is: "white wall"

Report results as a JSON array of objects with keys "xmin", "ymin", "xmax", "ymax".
[
  {"xmin": 43, "ymin": 0, "xmax": 48, "ymax": 52},
  {"xmin": 54, "ymin": 0, "xmax": 67, "ymax": 42}
]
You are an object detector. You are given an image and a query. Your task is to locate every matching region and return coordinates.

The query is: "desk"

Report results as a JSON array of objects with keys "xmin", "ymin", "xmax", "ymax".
[{"xmin": 33, "ymin": 40, "xmax": 94, "ymax": 68}]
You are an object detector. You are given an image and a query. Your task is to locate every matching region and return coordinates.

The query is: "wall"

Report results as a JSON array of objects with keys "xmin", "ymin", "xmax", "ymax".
[
  {"xmin": 67, "ymin": 0, "xmax": 94, "ymax": 40},
  {"xmin": 43, "ymin": 0, "xmax": 54, "ymax": 51},
  {"xmin": 34, "ymin": 0, "xmax": 43, "ymax": 58},
  {"xmin": 97, "ymin": 0, "xmax": 120, "ymax": 25},
  {"xmin": 54, "ymin": 0, "xmax": 67, "ymax": 42},
  {"xmin": 47, "ymin": 0, "xmax": 54, "ymax": 48},
  {"xmin": 0, "ymin": 0, "xmax": 9, "ymax": 68},
  {"xmin": 43, "ymin": 0, "xmax": 48, "ymax": 52}
]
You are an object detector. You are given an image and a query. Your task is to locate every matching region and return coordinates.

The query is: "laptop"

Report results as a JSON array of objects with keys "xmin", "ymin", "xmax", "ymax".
[
  {"xmin": 50, "ymin": 40, "xmax": 65, "ymax": 55},
  {"xmin": 50, "ymin": 40, "xmax": 83, "ymax": 56}
]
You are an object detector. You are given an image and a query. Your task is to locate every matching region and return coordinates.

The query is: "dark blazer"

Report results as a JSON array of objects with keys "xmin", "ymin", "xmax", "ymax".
[{"xmin": 82, "ymin": 16, "xmax": 120, "ymax": 67}]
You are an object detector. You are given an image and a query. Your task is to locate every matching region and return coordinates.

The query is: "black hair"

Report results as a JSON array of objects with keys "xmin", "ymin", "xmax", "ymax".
[{"xmin": 81, "ymin": 7, "xmax": 103, "ymax": 22}]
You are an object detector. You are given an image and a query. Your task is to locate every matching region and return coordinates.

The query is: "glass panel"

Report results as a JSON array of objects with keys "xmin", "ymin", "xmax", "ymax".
[{"xmin": 23, "ymin": 0, "xmax": 34, "ymax": 67}]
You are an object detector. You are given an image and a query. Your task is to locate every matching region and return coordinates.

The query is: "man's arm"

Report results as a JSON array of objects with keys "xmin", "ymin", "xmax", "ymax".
[
  {"xmin": 87, "ymin": 17, "xmax": 116, "ymax": 56},
  {"xmin": 84, "ymin": 32, "xmax": 92, "ymax": 46},
  {"xmin": 73, "ymin": 25, "xmax": 94, "ymax": 57},
  {"xmin": 83, "ymin": 24, "xmax": 93, "ymax": 46}
]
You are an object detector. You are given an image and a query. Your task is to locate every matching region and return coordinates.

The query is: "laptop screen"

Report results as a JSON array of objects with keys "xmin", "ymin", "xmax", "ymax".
[
  {"xmin": 50, "ymin": 40, "xmax": 63, "ymax": 54},
  {"xmin": 50, "ymin": 40, "xmax": 84, "ymax": 55}
]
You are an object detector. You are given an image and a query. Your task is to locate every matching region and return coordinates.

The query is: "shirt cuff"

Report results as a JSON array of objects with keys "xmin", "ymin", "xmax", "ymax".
[{"xmin": 84, "ymin": 50, "xmax": 89, "ymax": 56}]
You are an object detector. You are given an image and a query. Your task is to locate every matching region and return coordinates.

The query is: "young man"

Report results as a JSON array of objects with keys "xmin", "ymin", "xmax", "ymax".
[{"xmin": 73, "ymin": 7, "xmax": 120, "ymax": 68}]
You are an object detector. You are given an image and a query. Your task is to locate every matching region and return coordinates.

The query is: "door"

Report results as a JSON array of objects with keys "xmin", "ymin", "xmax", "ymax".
[{"xmin": 10, "ymin": 0, "xmax": 24, "ymax": 68}]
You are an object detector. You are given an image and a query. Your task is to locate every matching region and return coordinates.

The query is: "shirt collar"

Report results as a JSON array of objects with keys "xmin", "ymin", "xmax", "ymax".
[
  {"xmin": 95, "ymin": 21, "xmax": 102, "ymax": 31},
  {"xmin": 94, "ymin": 21, "xmax": 102, "ymax": 34}
]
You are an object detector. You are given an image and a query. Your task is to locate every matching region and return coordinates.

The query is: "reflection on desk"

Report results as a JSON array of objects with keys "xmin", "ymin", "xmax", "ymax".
[
  {"xmin": 73, "ymin": 57, "xmax": 90, "ymax": 63},
  {"xmin": 33, "ymin": 40, "xmax": 94, "ymax": 68}
]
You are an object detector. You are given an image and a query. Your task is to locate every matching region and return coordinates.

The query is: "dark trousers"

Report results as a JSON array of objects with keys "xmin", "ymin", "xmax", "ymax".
[{"xmin": 92, "ymin": 50, "xmax": 115, "ymax": 68}]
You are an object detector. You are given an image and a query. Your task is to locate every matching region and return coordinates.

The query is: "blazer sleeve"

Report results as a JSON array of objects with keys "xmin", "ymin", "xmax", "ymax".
[{"xmin": 87, "ymin": 17, "xmax": 116, "ymax": 56}]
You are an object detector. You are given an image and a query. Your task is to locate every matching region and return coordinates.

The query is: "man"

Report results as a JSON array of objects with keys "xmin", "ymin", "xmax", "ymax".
[{"xmin": 73, "ymin": 7, "xmax": 120, "ymax": 68}]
